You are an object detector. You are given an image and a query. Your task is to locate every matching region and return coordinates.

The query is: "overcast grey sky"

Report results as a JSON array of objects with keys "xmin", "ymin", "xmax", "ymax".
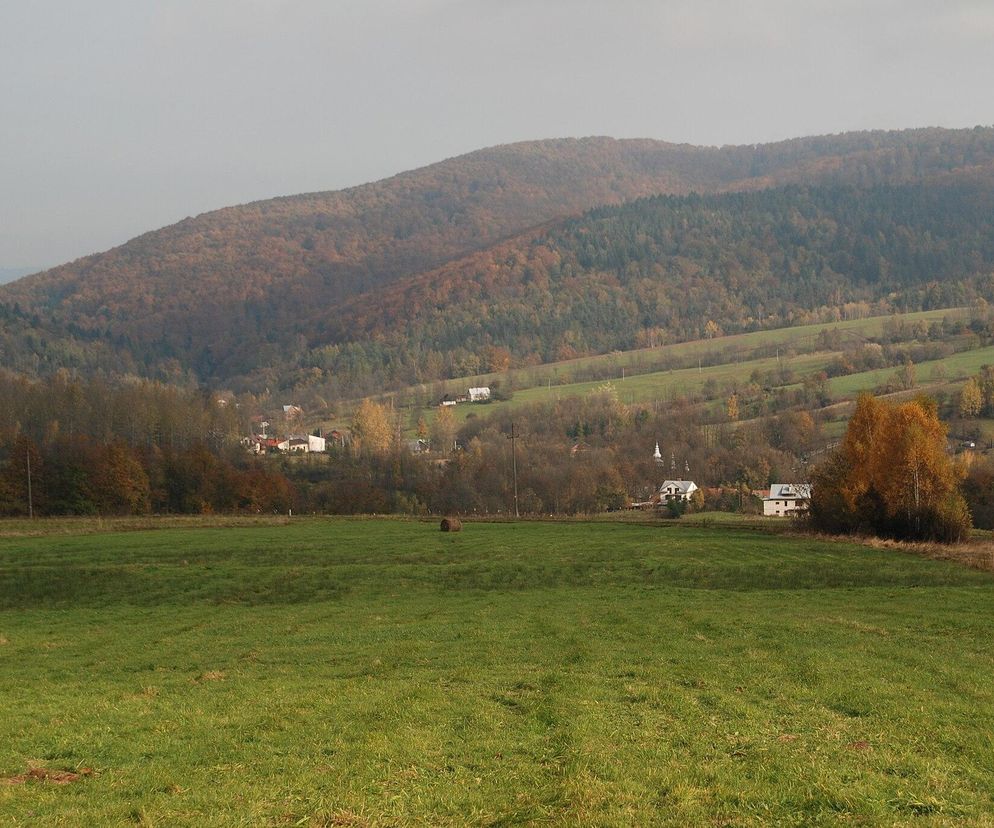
[{"xmin": 2, "ymin": 0, "xmax": 992, "ymax": 270}]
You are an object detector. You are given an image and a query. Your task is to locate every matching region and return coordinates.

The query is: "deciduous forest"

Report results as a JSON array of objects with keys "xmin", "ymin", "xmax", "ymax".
[
  {"xmin": 4, "ymin": 128, "xmax": 994, "ymax": 398},
  {"xmin": 4, "ymin": 128, "xmax": 994, "ymax": 529}
]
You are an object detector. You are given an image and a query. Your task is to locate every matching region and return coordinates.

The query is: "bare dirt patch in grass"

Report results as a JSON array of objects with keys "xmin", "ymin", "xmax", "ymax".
[
  {"xmin": 1, "ymin": 766, "xmax": 94, "ymax": 785},
  {"xmin": 197, "ymin": 670, "xmax": 226, "ymax": 682}
]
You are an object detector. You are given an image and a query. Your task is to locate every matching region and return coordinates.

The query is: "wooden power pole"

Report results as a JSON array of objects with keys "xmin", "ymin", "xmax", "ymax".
[
  {"xmin": 507, "ymin": 421, "xmax": 520, "ymax": 518},
  {"xmin": 26, "ymin": 449, "xmax": 33, "ymax": 519}
]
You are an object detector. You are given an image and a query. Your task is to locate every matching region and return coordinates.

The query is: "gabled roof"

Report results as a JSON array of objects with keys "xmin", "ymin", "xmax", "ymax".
[
  {"xmin": 766, "ymin": 483, "xmax": 811, "ymax": 500},
  {"xmin": 660, "ymin": 480, "xmax": 697, "ymax": 493}
]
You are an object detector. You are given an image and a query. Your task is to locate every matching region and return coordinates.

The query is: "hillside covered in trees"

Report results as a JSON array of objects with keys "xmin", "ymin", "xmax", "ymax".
[
  {"xmin": 3, "ymin": 127, "xmax": 994, "ymax": 396},
  {"xmin": 315, "ymin": 169, "xmax": 994, "ymax": 394}
]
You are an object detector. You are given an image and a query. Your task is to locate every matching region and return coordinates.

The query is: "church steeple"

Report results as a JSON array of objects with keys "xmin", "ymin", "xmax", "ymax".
[{"xmin": 653, "ymin": 442, "xmax": 662, "ymax": 463}]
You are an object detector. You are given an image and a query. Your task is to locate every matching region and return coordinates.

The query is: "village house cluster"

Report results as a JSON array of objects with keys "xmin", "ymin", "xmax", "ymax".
[
  {"xmin": 238, "ymin": 402, "xmax": 812, "ymax": 518},
  {"xmin": 630, "ymin": 442, "xmax": 810, "ymax": 515},
  {"xmin": 242, "ymin": 404, "xmax": 345, "ymax": 455}
]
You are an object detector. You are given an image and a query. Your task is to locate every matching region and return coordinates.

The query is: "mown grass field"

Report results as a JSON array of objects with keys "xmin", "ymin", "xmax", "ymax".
[{"xmin": 2, "ymin": 519, "xmax": 994, "ymax": 826}]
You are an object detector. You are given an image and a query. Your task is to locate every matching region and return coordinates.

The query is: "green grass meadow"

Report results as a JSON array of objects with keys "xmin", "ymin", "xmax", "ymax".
[{"xmin": 2, "ymin": 519, "xmax": 994, "ymax": 825}]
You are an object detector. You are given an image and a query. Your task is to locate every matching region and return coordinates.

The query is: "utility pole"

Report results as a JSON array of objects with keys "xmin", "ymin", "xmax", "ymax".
[
  {"xmin": 26, "ymin": 449, "xmax": 33, "ymax": 519},
  {"xmin": 507, "ymin": 421, "xmax": 520, "ymax": 518}
]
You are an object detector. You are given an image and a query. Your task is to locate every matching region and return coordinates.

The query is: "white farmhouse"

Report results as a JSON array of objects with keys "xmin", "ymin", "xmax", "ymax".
[
  {"xmin": 659, "ymin": 480, "xmax": 698, "ymax": 502},
  {"xmin": 763, "ymin": 483, "xmax": 811, "ymax": 516},
  {"xmin": 276, "ymin": 434, "xmax": 327, "ymax": 453},
  {"xmin": 468, "ymin": 386, "xmax": 491, "ymax": 402},
  {"xmin": 277, "ymin": 437, "xmax": 309, "ymax": 453}
]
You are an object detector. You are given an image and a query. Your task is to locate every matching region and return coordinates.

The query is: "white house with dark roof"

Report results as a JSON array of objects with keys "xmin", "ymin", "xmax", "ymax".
[
  {"xmin": 658, "ymin": 480, "xmax": 698, "ymax": 503},
  {"xmin": 764, "ymin": 483, "xmax": 811, "ymax": 516},
  {"xmin": 276, "ymin": 434, "xmax": 327, "ymax": 453}
]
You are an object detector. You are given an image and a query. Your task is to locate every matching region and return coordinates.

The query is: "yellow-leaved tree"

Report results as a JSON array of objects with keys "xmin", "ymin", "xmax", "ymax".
[
  {"xmin": 431, "ymin": 404, "xmax": 456, "ymax": 454},
  {"xmin": 809, "ymin": 394, "xmax": 969, "ymax": 542},
  {"xmin": 351, "ymin": 399, "xmax": 392, "ymax": 455},
  {"xmin": 959, "ymin": 378, "xmax": 982, "ymax": 418}
]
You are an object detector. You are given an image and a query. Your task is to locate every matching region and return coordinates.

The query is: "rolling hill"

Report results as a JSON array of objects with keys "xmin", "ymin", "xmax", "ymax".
[{"xmin": 4, "ymin": 127, "xmax": 994, "ymax": 393}]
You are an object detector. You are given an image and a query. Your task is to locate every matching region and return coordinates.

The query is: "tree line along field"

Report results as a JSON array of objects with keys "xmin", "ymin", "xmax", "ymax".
[{"xmin": 2, "ymin": 518, "xmax": 994, "ymax": 825}]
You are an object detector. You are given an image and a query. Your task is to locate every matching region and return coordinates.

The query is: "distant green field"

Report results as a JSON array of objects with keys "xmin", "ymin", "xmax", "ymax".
[
  {"xmin": 826, "ymin": 344, "xmax": 994, "ymax": 397},
  {"xmin": 438, "ymin": 308, "xmax": 960, "ymax": 397},
  {"xmin": 408, "ymin": 309, "xmax": 967, "ymax": 427},
  {"xmin": 453, "ymin": 352, "xmax": 833, "ymax": 422},
  {"xmin": 443, "ymin": 308, "xmax": 965, "ymax": 393},
  {"xmin": 323, "ymin": 309, "xmax": 969, "ymax": 434},
  {"xmin": 2, "ymin": 519, "xmax": 994, "ymax": 825}
]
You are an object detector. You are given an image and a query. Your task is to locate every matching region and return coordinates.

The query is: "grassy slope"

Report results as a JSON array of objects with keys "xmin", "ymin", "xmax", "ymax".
[
  {"xmin": 825, "ymin": 344, "xmax": 994, "ymax": 397},
  {"xmin": 428, "ymin": 309, "xmax": 965, "ymax": 427},
  {"xmin": 2, "ymin": 519, "xmax": 993, "ymax": 825},
  {"xmin": 460, "ymin": 352, "xmax": 835, "ymax": 421},
  {"xmin": 437, "ymin": 308, "xmax": 957, "ymax": 397}
]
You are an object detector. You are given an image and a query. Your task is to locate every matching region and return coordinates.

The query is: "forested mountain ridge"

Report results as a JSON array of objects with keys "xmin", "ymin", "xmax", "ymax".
[
  {"xmin": 3, "ymin": 127, "xmax": 994, "ymax": 391},
  {"xmin": 294, "ymin": 166, "xmax": 994, "ymax": 396}
]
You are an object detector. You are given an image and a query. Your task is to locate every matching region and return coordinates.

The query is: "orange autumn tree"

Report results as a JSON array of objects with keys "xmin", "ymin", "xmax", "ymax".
[{"xmin": 809, "ymin": 394, "xmax": 970, "ymax": 542}]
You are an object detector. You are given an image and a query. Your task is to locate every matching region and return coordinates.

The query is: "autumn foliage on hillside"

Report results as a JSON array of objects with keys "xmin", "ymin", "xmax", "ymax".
[
  {"xmin": 5, "ymin": 128, "xmax": 994, "ymax": 392},
  {"xmin": 309, "ymin": 171, "xmax": 994, "ymax": 395}
]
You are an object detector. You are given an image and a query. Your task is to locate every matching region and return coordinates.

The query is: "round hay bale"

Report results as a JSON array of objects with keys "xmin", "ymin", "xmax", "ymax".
[{"xmin": 440, "ymin": 517, "xmax": 462, "ymax": 532}]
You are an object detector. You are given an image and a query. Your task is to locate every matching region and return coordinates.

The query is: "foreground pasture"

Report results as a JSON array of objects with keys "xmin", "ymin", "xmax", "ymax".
[{"xmin": 1, "ymin": 519, "xmax": 993, "ymax": 826}]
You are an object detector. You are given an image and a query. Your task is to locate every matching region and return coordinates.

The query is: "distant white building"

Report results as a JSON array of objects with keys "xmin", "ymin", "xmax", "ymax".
[
  {"xmin": 659, "ymin": 480, "xmax": 698, "ymax": 502},
  {"xmin": 277, "ymin": 437, "xmax": 308, "ymax": 453},
  {"xmin": 277, "ymin": 434, "xmax": 326, "ymax": 453},
  {"xmin": 468, "ymin": 386, "xmax": 491, "ymax": 402},
  {"xmin": 763, "ymin": 483, "xmax": 811, "ymax": 516}
]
